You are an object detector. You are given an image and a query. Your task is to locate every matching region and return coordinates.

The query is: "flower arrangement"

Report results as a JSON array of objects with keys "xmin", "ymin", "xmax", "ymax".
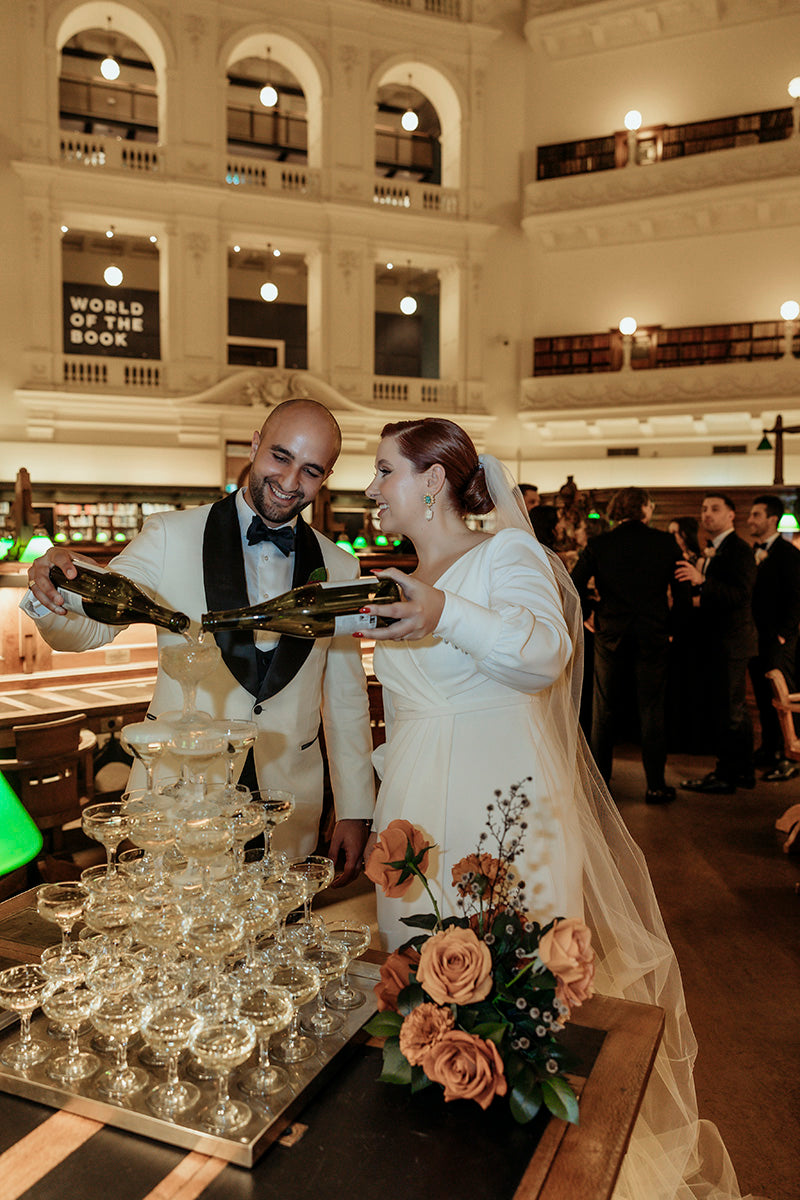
[{"xmin": 364, "ymin": 782, "xmax": 595, "ymax": 1125}]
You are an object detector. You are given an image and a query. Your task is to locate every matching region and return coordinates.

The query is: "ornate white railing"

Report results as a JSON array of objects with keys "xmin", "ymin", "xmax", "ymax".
[
  {"xmin": 374, "ymin": 0, "xmax": 469, "ymax": 18},
  {"xmin": 225, "ymin": 156, "xmax": 321, "ymax": 197},
  {"xmin": 373, "ymin": 179, "xmax": 461, "ymax": 215},
  {"xmin": 63, "ymin": 356, "xmax": 163, "ymax": 391},
  {"xmin": 372, "ymin": 376, "xmax": 460, "ymax": 409},
  {"xmin": 59, "ymin": 136, "xmax": 160, "ymax": 173}
]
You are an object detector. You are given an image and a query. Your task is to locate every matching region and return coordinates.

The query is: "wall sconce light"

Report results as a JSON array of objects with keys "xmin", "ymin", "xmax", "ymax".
[
  {"xmin": 788, "ymin": 77, "xmax": 800, "ymax": 136},
  {"xmin": 624, "ymin": 109, "xmax": 642, "ymax": 166},
  {"xmin": 780, "ymin": 299, "xmax": 799, "ymax": 357},
  {"xmin": 618, "ymin": 316, "xmax": 637, "ymax": 369}
]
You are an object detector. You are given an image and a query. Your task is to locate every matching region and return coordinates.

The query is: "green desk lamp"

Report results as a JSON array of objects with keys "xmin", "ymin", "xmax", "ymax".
[{"xmin": 0, "ymin": 772, "xmax": 43, "ymax": 875}]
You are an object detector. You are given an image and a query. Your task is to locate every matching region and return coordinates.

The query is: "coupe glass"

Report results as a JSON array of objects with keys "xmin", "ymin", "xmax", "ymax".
[
  {"xmin": 120, "ymin": 720, "xmax": 173, "ymax": 791},
  {"xmin": 283, "ymin": 855, "xmax": 335, "ymax": 932},
  {"xmin": 43, "ymin": 984, "xmax": 101, "ymax": 1083},
  {"xmin": 299, "ymin": 938, "xmax": 348, "ymax": 1037},
  {"xmin": 0, "ymin": 965, "xmax": 51, "ymax": 1070},
  {"xmin": 86, "ymin": 952, "xmax": 144, "ymax": 1054},
  {"xmin": 80, "ymin": 862, "xmax": 128, "ymax": 897},
  {"xmin": 190, "ymin": 1016, "xmax": 257, "ymax": 1134},
  {"xmin": 91, "ymin": 994, "xmax": 152, "ymax": 1101},
  {"xmin": 36, "ymin": 882, "xmax": 89, "ymax": 953},
  {"xmin": 175, "ymin": 814, "xmax": 233, "ymax": 893},
  {"xmin": 323, "ymin": 919, "xmax": 372, "ymax": 1010},
  {"xmin": 252, "ymin": 789, "xmax": 295, "ymax": 877},
  {"xmin": 268, "ymin": 955, "xmax": 322, "ymax": 1064},
  {"xmin": 230, "ymin": 802, "xmax": 268, "ymax": 874},
  {"xmin": 142, "ymin": 1004, "xmax": 202, "ymax": 1119},
  {"xmin": 183, "ymin": 910, "xmax": 244, "ymax": 1017},
  {"xmin": 81, "ymin": 801, "xmax": 131, "ymax": 876},
  {"xmin": 83, "ymin": 892, "xmax": 134, "ymax": 962},
  {"xmin": 160, "ymin": 639, "xmax": 221, "ymax": 726},
  {"xmin": 168, "ymin": 725, "xmax": 227, "ymax": 799},
  {"xmin": 262, "ymin": 876, "xmax": 306, "ymax": 938},
  {"xmin": 232, "ymin": 892, "xmax": 279, "ymax": 993},
  {"xmin": 40, "ymin": 945, "xmax": 93, "ymax": 1040},
  {"xmin": 126, "ymin": 810, "xmax": 175, "ymax": 893},
  {"xmin": 207, "ymin": 719, "xmax": 258, "ymax": 796},
  {"xmin": 238, "ymin": 985, "xmax": 294, "ymax": 1099}
]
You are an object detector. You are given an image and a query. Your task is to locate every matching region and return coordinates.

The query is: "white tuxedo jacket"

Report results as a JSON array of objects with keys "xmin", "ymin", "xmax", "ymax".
[{"xmin": 32, "ymin": 494, "xmax": 375, "ymax": 855}]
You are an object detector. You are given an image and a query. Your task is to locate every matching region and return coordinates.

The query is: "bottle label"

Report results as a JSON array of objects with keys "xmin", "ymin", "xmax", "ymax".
[
  {"xmin": 333, "ymin": 613, "xmax": 379, "ymax": 634},
  {"xmin": 19, "ymin": 589, "xmax": 86, "ymax": 619},
  {"xmin": 320, "ymin": 578, "xmax": 374, "ymax": 590}
]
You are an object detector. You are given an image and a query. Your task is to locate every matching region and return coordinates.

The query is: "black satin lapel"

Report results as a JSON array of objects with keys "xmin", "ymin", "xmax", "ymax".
[
  {"xmin": 258, "ymin": 518, "xmax": 324, "ymax": 702},
  {"xmin": 203, "ymin": 494, "xmax": 260, "ymax": 697}
]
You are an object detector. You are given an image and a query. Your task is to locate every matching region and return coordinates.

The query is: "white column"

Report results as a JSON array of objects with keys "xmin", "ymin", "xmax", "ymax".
[{"xmin": 161, "ymin": 217, "xmax": 226, "ymax": 392}]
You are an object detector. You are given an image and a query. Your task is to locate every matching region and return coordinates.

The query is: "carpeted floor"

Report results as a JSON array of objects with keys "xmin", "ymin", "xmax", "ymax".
[{"xmin": 323, "ymin": 744, "xmax": 799, "ymax": 1200}]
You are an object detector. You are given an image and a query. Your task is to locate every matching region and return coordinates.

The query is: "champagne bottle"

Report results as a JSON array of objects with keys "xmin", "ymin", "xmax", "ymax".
[
  {"xmin": 201, "ymin": 576, "xmax": 403, "ymax": 638},
  {"xmin": 49, "ymin": 562, "xmax": 191, "ymax": 633}
]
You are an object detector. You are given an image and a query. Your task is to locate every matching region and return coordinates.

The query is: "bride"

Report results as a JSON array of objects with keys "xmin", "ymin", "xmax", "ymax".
[{"xmin": 360, "ymin": 417, "xmax": 758, "ymax": 1200}]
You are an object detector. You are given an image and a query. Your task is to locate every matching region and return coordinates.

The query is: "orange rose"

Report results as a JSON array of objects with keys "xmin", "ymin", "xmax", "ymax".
[
  {"xmin": 365, "ymin": 819, "xmax": 430, "ymax": 898},
  {"xmin": 450, "ymin": 853, "xmax": 507, "ymax": 898},
  {"xmin": 374, "ymin": 947, "xmax": 421, "ymax": 1012},
  {"xmin": 423, "ymin": 1030, "xmax": 507, "ymax": 1110},
  {"xmin": 398, "ymin": 1002, "xmax": 455, "ymax": 1066},
  {"xmin": 416, "ymin": 927, "xmax": 492, "ymax": 1006},
  {"xmin": 538, "ymin": 918, "xmax": 595, "ymax": 1012}
]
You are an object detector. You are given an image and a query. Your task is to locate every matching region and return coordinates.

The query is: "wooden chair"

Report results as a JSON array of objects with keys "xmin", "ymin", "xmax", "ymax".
[
  {"xmin": 766, "ymin": 669, "xmax": 800, "ymax": 762},
  {"xmin": 2, "ymin": 714, "xmax": 97, "ymax": 857}
]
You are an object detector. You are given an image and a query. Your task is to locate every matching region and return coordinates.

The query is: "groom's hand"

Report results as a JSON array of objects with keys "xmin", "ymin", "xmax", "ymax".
[{"xmin": 328, "ymin": 818, "xmax": 371, "ymax": 887}]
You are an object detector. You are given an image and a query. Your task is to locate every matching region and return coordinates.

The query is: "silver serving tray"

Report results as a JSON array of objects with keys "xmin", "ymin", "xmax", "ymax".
[{"xmin": 0, "ymin": 961, "xmax": 379, "ymax": 1168}]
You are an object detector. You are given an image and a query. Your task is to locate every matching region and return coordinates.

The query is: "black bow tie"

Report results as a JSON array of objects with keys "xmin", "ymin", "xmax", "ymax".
[
  {"xmin": 755, "ymin": 542, "xmax": 768, "ymax": 551},
  {"xmin": 246, "ymin": 516, "xmax": 295, "ymax": 556}
]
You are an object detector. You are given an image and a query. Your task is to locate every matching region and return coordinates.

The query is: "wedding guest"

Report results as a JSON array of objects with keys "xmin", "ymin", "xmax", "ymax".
[
  {"xmin": 519, "ymin": 483, "xmax": 539, "ymax": 513},
  {"xmin": 747, "ymin": 494, "xmax": 800, "ymax": 781},
  {"xmin": 668, "ymin": 516, "xmax": 701, "ymax": 565},
  {"xmin": 677, "ymin": 492, "xmax": 757, "ymax": 795},
  {"xmin": 571, "ymin": 486, "xmax": 683, "ymax": 804},
  {"xmin": 529, "ymin": 503, "xmax": 560, "ymax": 549}
]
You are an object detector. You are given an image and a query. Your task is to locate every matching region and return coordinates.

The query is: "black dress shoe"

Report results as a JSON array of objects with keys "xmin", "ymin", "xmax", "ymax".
[
  {"xmin": 645, "ymin": 786, "xmax": 676, "ymax": 805},
  {"xmin": 680, "ymin": 773, "xmax": 736, "ymax": 795},
  {"xmin": 762, "ymin": 759, "xmax": 799, "ymax": 782}
]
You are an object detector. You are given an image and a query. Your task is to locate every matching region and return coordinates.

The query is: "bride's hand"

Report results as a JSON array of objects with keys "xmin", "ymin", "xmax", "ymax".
[{"xmin": 358, "ymin": 568, "xmax": 445, "ymax": 642}]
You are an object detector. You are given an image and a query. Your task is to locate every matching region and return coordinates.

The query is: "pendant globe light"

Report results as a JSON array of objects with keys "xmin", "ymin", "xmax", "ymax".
[
  {"xmin": 100, "ymin": 16, "xmax": 120, "ymax": 81},
  {"xmin": 260, "ymin": 46, "xmax": 278, "ymax": 108},
  {"xmin": 401, "ymin": 75, "xmax": 419, "ymax": 133},
  {"xmin": 260, "ymin": 243, "xmax": 279, "ymax": 303},
  {"xmin": 400, "ymin": 260, "xmax": 417, "ymax": 316}
]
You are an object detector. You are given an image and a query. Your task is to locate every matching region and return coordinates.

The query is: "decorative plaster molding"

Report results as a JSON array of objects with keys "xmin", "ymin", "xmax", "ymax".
[
  {"xmin": 28, "ymin": 209, "xmax": 44, "ymax": 261},
  {"xmin": 521, "ymin": 359, "xmax": 800, "ymax": 413},
  {"xmin": 338, "ymin": 44, "xmax": 361, "ymax": 87},
  {"xmin": 525, "ymin": 0, "xmax": 800, "ymax": 59},
  {"xmin": 185, "ymin": 16, "xmax": 208, "ymax": 57},
  {"xmin": 336, "ymin": 249, "xmax": 360, "ymax": 292},
  {"xmin": 186, "ymin": 232, "xmax": 210, "ymax": 273}
]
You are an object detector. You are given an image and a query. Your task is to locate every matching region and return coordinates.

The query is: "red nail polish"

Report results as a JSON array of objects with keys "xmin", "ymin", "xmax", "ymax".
[
  {"xmin": 352, "ymin": 632, "xmax": 363, "ymax": 638},
  {"xmin": 359, "ymin": 607, "xmax": 370, "ymax": 614}
]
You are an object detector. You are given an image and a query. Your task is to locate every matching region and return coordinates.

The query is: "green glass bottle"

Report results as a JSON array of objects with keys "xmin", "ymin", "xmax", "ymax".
[
  {"xmin": 49, "ymin": 563, "xmax": 190, "ymax": 633},
  {"xmin": 201, "ymin": 576, "xmax": 403, "ymax": 638}
]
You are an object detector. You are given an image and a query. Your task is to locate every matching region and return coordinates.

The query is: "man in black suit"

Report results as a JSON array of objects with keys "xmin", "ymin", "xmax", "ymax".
[
  {"xmin": 677, "ymin": 492, "xmax": 757, "ymax": 794},
  {"xmin": 747, "ymin": 494, "xmax": 800, "ymax": 780},
  {"xmin": 571, "ymin": 486, "xmax": 683, "ymax": 804}
]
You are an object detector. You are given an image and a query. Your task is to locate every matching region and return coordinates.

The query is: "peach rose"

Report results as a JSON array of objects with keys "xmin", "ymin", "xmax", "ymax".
[
  {"xmin": 450, "ymin": 853, "xmax": 507, "ymax": 898},
  {"xmin": 417, "ymin": 927, "xmax": 492, "ymax": 1006},
  {"xmin": 374, "ymin": 947, "xmax": 421, "ymax": 1012},
  {"xmin": 538, "ymin": 918, "xmax": 595, "ymax": 1011},
  {"xmin": 398, "ymin": 1002, "xmax": 455, "ymax": 1066},
  {"xmin": 423, "ymin": 1030, "xmax": 507, "ymax": 1110},
  {"xmin": 365, "ymin": 819, "xmax": 430, "ymax": 898}
]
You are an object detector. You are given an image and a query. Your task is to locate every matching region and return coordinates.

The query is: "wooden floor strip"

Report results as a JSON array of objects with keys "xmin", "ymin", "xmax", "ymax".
[
  {"xmin": 140, "ymin": 1152, "xmax": 228, "ymax": 1200},
  {"xmin": 0, "ymin": 1110, "xmax": 103, "ymax": 1199}
]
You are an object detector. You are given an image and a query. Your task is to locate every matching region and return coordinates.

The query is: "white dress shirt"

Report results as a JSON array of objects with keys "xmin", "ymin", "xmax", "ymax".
[{"xmin": 235, "ymin": 488, "xmax": 296, "ymax": 653}]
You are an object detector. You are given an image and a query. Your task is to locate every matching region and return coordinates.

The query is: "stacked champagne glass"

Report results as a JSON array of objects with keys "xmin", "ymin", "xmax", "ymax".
[{"xmin": 0, "ymin": 637, "xmax": 371, "ymax": 1136}]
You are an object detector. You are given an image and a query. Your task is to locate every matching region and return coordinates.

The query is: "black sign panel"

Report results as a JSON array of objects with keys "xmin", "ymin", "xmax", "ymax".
[{"xmin": 63, "ymin": 283, "xmax": 160, "ymax": 359}]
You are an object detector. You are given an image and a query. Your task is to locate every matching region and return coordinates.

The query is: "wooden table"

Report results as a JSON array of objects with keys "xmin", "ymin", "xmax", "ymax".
[
  {"xmin": 0, "ymin": 889, "xmax": 664, "ymax": 1200},
  {"xmin": 0, "ymin": 673, "xmax": 156, "ymax": 749}
]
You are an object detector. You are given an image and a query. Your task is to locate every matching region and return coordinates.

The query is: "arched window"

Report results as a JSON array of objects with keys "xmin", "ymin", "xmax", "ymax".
[
  {"xmin": 59, "ymin": 26, "xmax": 157, "ymax": 144},
  {"xmin": 227, "ymin": 50, "xmax": 307, "ymax": 165}
]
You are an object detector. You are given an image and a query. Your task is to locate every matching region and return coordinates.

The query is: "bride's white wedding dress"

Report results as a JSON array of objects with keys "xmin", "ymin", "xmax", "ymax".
[
  {"xmin": 372, "ymin": 528, "xmax": 584, "ymax": 949},
  {"xmin": 370, "ymin": 464, "xmax": 760, "ymax": 1200}
]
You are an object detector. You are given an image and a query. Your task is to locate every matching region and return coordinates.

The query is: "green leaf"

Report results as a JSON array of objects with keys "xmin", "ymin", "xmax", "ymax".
[
  {"xmin": 379, "ymin": 1039, "xmax": 413, "ymax": 1086},
  {"xmin": 509, "ymin": 1075, "xmax": 542, "ymax": 1124},
  {"xmin": 541, "ymin": 1077, "xmax": 580, "ymax": 1125},
  {"xmin": 410, "ymin": 1065, "xmax": 434, "ymax": 1093},
  {"xmin": 397, "ymin": 982, "xmax": 426, "ymax": 1015},
  {"xmin": 364, "ymin": 1011, "xmax": 403, "ymax": 1037},
  {"xmin": 399, "ymin": 913, "xmax": 440, "ymax": 931},
  {"xmin": 307, "ymin": 567, "xmax": 328, "ymax": 583},
  {"xmin": 470, "ymin": 1021, "xmax": 508, "ymax": 1045}
]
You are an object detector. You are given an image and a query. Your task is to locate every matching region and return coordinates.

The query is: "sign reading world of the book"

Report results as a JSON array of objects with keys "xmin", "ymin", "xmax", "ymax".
[{"xmin": 63, "ymin": 284, "xmax": 160, "ymax": 359}]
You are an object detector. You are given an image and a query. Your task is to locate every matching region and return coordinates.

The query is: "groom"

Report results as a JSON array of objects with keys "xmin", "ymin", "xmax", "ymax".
[{"xmin": 24, "ymin": 399, "xmax": 375, "ymax": 883}]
